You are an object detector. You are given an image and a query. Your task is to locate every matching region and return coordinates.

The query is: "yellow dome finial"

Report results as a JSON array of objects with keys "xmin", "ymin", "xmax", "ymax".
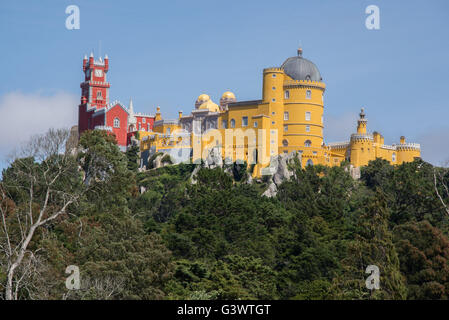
[
  {"xmin": 221, "ymin": 91, "xmax": 236, "ymax": 100},
  {"xmin": 197, "ymin": 94, "xmax": 210, "ymax": 102}
]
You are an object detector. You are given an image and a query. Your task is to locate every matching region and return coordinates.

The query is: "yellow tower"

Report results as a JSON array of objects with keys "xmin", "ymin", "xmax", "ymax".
[
  {"xmin": 349, "ymin": 108, "xmax": 375, "ymax": 167},
  {"xmin": 279, "ymin": 47, "xmax": 326, "ymax": 166},
  {"xmin": 396, "ymin": 136, "xmax": 421, "ymax": 164},
  {"xmin": 262, "ymin": 67, "xmax": 285, "ymax": 151}
]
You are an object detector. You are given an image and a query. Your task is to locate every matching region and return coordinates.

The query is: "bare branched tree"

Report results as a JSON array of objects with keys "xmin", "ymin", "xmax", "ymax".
[
  {"xmin": 433, "ymin": 160, "xmax": 449, "ymax": 216},
  {"xmin": 62, "ymin": 275, "xmax": 125, "ymax": 300},
  {"xmin": 0, "ymin": 128, "xmax": 85, "ymax": 300}
]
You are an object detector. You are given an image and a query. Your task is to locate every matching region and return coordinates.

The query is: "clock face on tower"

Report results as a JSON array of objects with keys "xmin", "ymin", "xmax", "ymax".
[{"xmin": 94, "ymin": 69, "xmax": 103, "ymax": 77}]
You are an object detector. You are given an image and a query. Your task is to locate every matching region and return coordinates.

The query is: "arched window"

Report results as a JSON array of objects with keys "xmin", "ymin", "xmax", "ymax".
[
  {"xmin": 305, "ymin": 140, "xmax": 311, "ymax": 147},
  {"xmin": 282, "ymin": 139, "xmax": 288, "ymax": 147},
  {"xmin": 97, "ymin": 91, "xmax": 102, "ymax": 99},
  {"xmin": 230, "ymin": 119, "xmax": 235, "ymax": 128},
  {"xmin": 392, "ymin": 152, "xmax": 396, "ymax": 162},
  {"xmin": 113, "ymin": 118, "xmax": 120, "ymax": 128},
  {"xmin": 167, "ymin": 127, "xmax": 171, "ymax": 134},
  {"xmin": 306, "ymin": 159, "xmax": 314, "ymax": 166}
]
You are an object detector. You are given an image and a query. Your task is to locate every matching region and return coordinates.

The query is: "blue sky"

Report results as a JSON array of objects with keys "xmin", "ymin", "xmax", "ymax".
[{"xmin": 1, "ymin": 0, "xmax": 448, "ymax": 170}]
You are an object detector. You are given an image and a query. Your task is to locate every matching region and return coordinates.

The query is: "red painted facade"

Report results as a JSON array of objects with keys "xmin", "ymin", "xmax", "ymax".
[
  {"xmin": 78, "ymin": 54, "xmax": 155, "ymax": 150},
  {"xmin": 105, "ymin": 104, "xmax": 129, "ymax": 147}
]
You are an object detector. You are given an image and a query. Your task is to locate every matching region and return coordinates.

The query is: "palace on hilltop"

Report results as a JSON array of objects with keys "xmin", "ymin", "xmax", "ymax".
[{"xmin": 78, "ymin": 48, "xmax": 421, "ymax": 177}]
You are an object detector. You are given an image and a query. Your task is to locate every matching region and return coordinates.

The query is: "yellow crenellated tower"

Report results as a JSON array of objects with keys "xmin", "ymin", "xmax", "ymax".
[
  {"xmin": 349, "ymin": 108, "xmax": 376, "ymax": 167},
  {"xmin": 396, "ymin": 136, "xmax": 421, "ymax": 164}
]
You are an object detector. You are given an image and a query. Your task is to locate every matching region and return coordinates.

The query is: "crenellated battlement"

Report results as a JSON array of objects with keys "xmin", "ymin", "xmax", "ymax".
[
  {"xmin": 135, "ymin": 112, "xmax": 155, "ymax": 118},
  {"xmin": 154, "ymin": 119, "xmax": 179, "ymax": 126},
  {"xmin": 328, "ymin": 141, "xmax": 350, "ymax": 149},
  {"xmin": 283, "ymin": 79, "xmax": 326, "ymax": 90},
  {"xmin": 396, "ymin": 143, "xmax": 421, "ymax": 151},
  {"xmin": 380, "ymin": 144, "xmax": 396, "ymax": 151},
  {"xmin": 263, "ymin": 67, "xmax": 284, "ymax": 73},
  {"xmin": 350, "ymin": 133, "xmax": 374, "ymax": 142}
]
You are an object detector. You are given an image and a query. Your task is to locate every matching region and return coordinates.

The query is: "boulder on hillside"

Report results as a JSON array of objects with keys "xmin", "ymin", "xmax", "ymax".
[{"xmin": 262, "ymin": 151, "xmax": 302, "ymax": 197}]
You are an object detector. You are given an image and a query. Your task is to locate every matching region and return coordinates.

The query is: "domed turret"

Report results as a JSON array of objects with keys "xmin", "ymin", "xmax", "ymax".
[
  {"xmin": 281, "ymin": 48, "xmax": 322, "ymax": 81},
  {"xmin": 195, "ymin": 93, "xmax": 210, "ymax": 109},
  {"xmin": 220, "ymin": 91, "xmax": 236, "ymax": 109},
  {"xmin": 198, "ymin": 99, "xmax": 219, "ymax": 113}
]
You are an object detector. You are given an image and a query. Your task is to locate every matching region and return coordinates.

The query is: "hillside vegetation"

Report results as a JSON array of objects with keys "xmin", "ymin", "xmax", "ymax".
[{"xmin": 1, "ymin": 129, "xmax": 449, "ymax": 300}]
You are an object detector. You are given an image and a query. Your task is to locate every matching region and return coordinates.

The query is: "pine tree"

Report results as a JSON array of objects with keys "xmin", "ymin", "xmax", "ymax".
[{"xmin": 330, "ymin": 189, "xmax": 407, "ymax": 299}]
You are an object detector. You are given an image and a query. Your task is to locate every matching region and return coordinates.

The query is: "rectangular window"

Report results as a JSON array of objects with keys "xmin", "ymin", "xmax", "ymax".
[
  {"xmin": 306, "ymin": 90, "xmax": 311, "ymax": 99},
  {"xmin": 222, "ymin": 120, "xmax": 227, "ymax": 129},
  {"xmin": 305, "ymin": 112, "xmax": 311, "ymax": 121},
  {"xmin": 242, "ymin": 116, "xmax": 248, "ymax": 127},
  {"xmin": 284, "ymin": 111, "xmax": 289, "ymax": 121},
  {"xmin": 284, "ymin": 125, "xmax": 288, "ymax": 132},
  {"xmin": 306, "ymin": 125, "xmax": 310, "ymax": 132},
  {"xmin": 284, "ymin": 90, "xmax": 290, "ymax": 99}
]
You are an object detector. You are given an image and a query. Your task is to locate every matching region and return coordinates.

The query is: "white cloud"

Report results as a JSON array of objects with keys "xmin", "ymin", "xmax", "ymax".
[{"xmin": 0, "ymin": 91, "xmax": 77, "ymax": 163}]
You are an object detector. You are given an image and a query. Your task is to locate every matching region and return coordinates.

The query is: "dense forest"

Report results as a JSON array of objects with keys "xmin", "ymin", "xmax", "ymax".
[{"xmin": 1, "ymin": 128, "xmax": 449, "ymax": 300}]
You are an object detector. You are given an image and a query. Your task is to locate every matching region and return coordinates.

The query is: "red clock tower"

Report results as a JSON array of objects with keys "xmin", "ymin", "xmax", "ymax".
[
  {"xmin": 78, "ymin": 53, "xmax": 111, "ymax": 134},
  {"xmin": 77, "ymin": 53, "xmax": 155, "ymax": 150}
]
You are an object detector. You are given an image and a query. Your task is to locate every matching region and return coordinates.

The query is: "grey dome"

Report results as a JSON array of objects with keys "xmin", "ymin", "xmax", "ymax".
[{"xmin": 281, "ymin": 51, "xmax": 322, "ymax": 82}]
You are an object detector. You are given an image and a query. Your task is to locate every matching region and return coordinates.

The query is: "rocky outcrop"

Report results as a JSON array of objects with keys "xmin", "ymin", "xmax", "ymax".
[
  {"xmin": 262, "ymin": 151, "xmax": 302, "ymax": 197},
  {"xmin": 345, "ymin": 165, "xmax": 361, "ymax": 180},
  {"xmin": 203, "ymin": 147, "xmax": 223, "ymax": 169},
  {"xmin": 189, "ymin": 165, "xmax": 202, "ymax": 185},
  {"xmin": 149, "ymin": 152, "xmax": 173, "ymax": 169}
]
